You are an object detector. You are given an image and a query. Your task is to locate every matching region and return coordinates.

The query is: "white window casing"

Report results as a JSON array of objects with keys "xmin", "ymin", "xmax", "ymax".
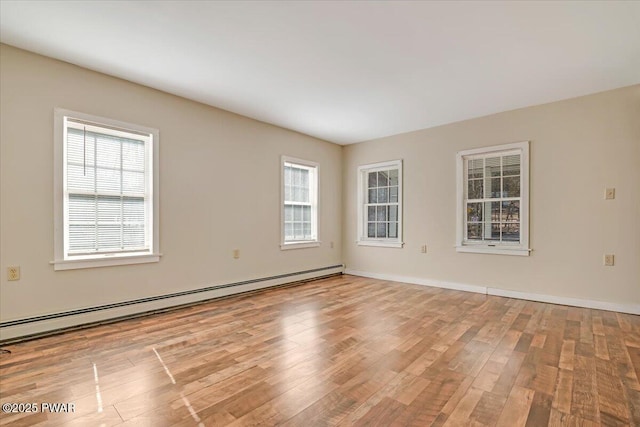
[
  {"xmin": 281, "ymin": 156, "xmax": 320, "ymax": 250},
  {"xmin": 357, "ymin": 159, "xmax": 403, "ymax": 248},
  {"xmin": 53, "ymin": 109, "xmax": 160, "ymax": 270},
  {"xmin": 456, "ymin": 141, "xmax": 530, "ymax": 256}
]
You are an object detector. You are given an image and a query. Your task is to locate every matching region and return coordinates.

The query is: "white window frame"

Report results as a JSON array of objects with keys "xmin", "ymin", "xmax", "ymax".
[
  {"xmin": 357, "ymin": 159, "xmax": 403, "ymax": 248},
  {"xmin": 53, "ymin": 109, "xmax": 160, "ymax": 270},
  {"xmin": 280, "ymin": 156, "xmax": 320, "ymax": 250},
  {"xmin": 456, "ymin": 141, "xmax": 530, "ymax": 256}
]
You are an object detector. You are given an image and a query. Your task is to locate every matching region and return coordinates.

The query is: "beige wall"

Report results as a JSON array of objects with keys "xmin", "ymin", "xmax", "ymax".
[
  {"xmin": 0, "ymin": 45, "xmax": 343, "ymax": 323},
  {"xmin": 1, "ymin": 43, "xmax": 638, "ymax": 330},
  {"xmin": 343, "ymin": 85, "xmax": 640, "ymax": 307}
]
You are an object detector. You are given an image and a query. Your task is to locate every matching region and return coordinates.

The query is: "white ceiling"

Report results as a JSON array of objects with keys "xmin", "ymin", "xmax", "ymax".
[{"xmin": 1, "ymin": 1, "xmax": 639, "ymax": 144}]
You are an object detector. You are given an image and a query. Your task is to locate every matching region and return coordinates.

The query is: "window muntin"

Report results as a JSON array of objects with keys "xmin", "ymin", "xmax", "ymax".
[
  {"xmin": 457, "ymin": 141, "xmax": 529, "ymax": 255},
  {"xmin": 357, "ymin": 160, "xmax": 403, "ymax": 247},
  {"xmin": 54, "ymin": 109, "xmax": 159, "ymax": 270},
  {"xmin": 282, "ymin": 157, "xmax": 318, "ymax": 248}
]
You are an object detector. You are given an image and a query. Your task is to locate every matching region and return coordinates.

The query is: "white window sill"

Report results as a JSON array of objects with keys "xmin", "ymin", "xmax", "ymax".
[
  {"xmin": 357, "ymin": 240, "xmax": 404, "ymax": 248},
  {"xmin": 280, "ymin": 241, "xmax": 320, "ymax": 250},
  {"xmin": 456, "ymin": 246, "xmax": 531, "ymax": 256},
  {"xmin": 52, "ymin": 253, "xmax": 161, "ymax": 270}
]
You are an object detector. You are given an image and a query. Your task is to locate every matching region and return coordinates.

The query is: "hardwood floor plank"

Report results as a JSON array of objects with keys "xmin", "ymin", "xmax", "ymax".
[
  {"xmin": 571, "ymin": 355, "xmax": 600, "ymax": 423},
  {"xmin": 525, "ymin": 391, "xmax": 552, "ymax": 427},
  {"xmin": 441, "ymin": 386, "xmax": 483, "ymax": 427},
  {"xmin": 468, "ymin": 390, "xmax": 506, "ymax": 426},
  {"xmin": 496, "ymin": 385, "xmax": 534, "ymax": 427},
  {"xmin": 552, "ymin": 368, "xmax": 573, "ymax": 414}
]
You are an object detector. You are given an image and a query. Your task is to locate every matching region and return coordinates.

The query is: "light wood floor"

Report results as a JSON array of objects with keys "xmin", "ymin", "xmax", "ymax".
[{"xmin": 1, "ymin": 274, "xmax": 639, "ymax": 426}]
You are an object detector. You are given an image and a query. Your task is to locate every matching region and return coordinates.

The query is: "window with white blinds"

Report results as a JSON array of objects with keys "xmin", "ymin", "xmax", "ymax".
[
  {"xmin": 281, "ymin": 157, "xmax": 319, "ymax": 249},
  {"xmin": 54, "ymin": 109, "xmax": 160, "ymax": 270},
  {"xmin": 456, "ymin": 141, "xmax": 530, "ymax": 256},
  {"xmin": 357, "ymin": 160, "xmax": 403, "ymax": 248}
]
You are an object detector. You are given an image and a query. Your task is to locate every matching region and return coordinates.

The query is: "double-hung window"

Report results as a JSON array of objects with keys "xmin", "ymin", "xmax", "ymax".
[
  {"xmin": 281, "ymin": 156, "xmax": 319, "ymax": 249},
  {"xmin": 53, "ymin": 109, "xmax": 160, "ymax": 270},
  {"xmin": 357, "ymin": 160, "xmax": 403, "ymax": 247},
  {"xmin": 456, "ymin": 141, "xmax": 530, "ymax": 256}
]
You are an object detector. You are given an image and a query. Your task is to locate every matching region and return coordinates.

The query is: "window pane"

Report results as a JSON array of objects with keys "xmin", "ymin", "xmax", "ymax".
[
  {"xmin": 377, "ymin": 171, "xmax": 389, "ymax": 187},
  {"xmin": 284, "ymin": 183, "xmax": 291, "ymax": 201},
  {"xmin": 303, "ymin": 222, "xmax": 311, "ymax": 237},
  {"xmin": 487, "ymin": 177, "xmax": 501, "ymax": 198},
  {"xmin": 467, "ymin": 179, "xmax": 483, "ymax": 199},
  {"xmin": 502, "ymin": 223, "xmax": 520, "ymax": 242},
  {"xmin": 294, "ymin": 223, "xmax": 302, "ymax": 238},
  {"xmin": 389, "ymin": 169, "xmax": 398, "ymax": 186},
  {"xmin": 303, "ymin": 206, "xmax": 311, "ymax": 221},
  {"xmin": 122, "ymin": 140, "xmax": 145, "ymax": 171},
  {"xmin": 376, "ymin": 206, "xmax": 387, "ymax": 221},
  {"xmin": 123, "ymin": 171, "xmax": 145, "ymax": 194},
  {"xmin": 368, "ymin": 172, "xmax": 377, "ymax": 188},
  {"xmin": 485, "ymin": 157, "xmax": 501, "ymax": 177},
  {"xmin": 487, "ymin": 223, "xmax": 501, "ymax": 241},
  {"xmin": 294, "ymin": 206, "xmax": 302, "ymax": 221},
  {"xmin": 67, "ymin": 164, "xmax": 95, "ymax": 192},
  {"xmin": 95, "ymin": 135, "xmax": 121, "ymax": 169},
  {"xmin": 96, "ymin": 167, "xmax": 121, "ymax": 193},
  {"xmin": 367, "ymin": 223, "xmax": 375, "ymax": 238},
  {"xmin": 503, "ymin": 176, "xmax": 520, "ymax": 198},
  {"xmin": 97, "ymin": 196, "xmax": 121, "ymax": 223},
  {"xmin": 123, "ymin": 197, "xmax": 145, "ymax": 223},
  {"xmin": 294, "ymin": 168, "xmax": 301, "ymax": 186},
  {"xmin": 388, "ymin": 222, "xmax": 398, "ymax": 238},
  {"xmin": 490, "ymin": 201, "xmax": 501, "ymax": 222},
  {"xmin": 466, "ymin": 202, "xmax": 482, "ymax": 222},
  {"xmin": 97, "ymin": 224, "xmax": 121, "ymax": 249},
  {"xmin": 389, "ymin": 205, "xmax": 398, "ymax": 221},
  {"xmin": 368, "ymin": 206, "xmax": 376, "ymax": 221},
  {"xmin": 284, "ymin": 223, "xmax": 293, "ymax": 239},
  {"xmin": 468, "ymin": 158, "xmax": 483, "ymax": 179},
  {"xmin": 376, "ymin": 222, "xmax": 387, "ymax": 238},
  {"xmin": 293, "ymin": 186, "xmax": 301, "ymax": 202},
  {"xmin": 285, "ymin": 205, "xmax": 293, "ymax": 221},
  {"xmin": 503, "ymin": 155, "xmax": 520, "ymax": 176},
  {"xmin": 68, "ymin": 194, "xmax": 96, "ymax": 223},
  {"xmin": 389, "ymin": 186, "xmax": 398, "ymax": 203},
  {"xmin": 69, "ymin": 224, "xmax": 96, "ymax": 251},
  {"xmin": 67, "ymin": 129, "xmax": 95, "ymax": 166},
  {"xmin": 467, "ymin": 223, "xmax": 483, "ymax": 240},
  {"xmin": 377, "ymin": 187, "xmax": 388, "ymax": 203},
  {"xmin": 502, "ymin": 201, "xmax": 519, "ymax": 222},
  {"xmin": 300, "ymin": 169, "xmax": 309, "ymax": 188},
  {"xmin": 368, "ymin": 189, "xmax": 377, "ymax": 203},
  {"xmin": 123, "ymin": 224, "xmax": 145, "ymax": 247},
  {"xmin": 284, "ymin": 166, "xmax": 292, "ymax": 186}
]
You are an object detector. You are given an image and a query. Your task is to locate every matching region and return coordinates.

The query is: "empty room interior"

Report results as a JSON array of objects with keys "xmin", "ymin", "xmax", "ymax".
[{"xmin": 1, "ymin": 1, "xmax": 639, "ymax": 426}]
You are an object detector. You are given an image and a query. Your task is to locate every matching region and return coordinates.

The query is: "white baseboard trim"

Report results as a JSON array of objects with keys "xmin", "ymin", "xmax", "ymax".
[
  {"xmin": 344, "ymin": 269, "xmax": 640, "ymax": 315},
  {"xmin": 0, "ymin": 265, "xmax": 344, "ymax": 342},
  {"xmin": 486, "ymin": 287, "xmax": 640, "ymax": 315},
  {"xmin": 344, "ymin": 269, "xmax": 487, "ymax": 295}
]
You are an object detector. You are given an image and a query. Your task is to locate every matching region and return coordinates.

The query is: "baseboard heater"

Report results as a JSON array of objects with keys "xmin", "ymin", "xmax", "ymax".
[{"xmin": 0, "ymin": 264, "xmax": 344, "ymax": 344}]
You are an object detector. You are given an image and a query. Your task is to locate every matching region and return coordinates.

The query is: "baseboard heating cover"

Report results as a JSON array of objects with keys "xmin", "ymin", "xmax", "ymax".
[{"xmin": 0, "ymin": 264, "xmax": 344, "ymax": 343}]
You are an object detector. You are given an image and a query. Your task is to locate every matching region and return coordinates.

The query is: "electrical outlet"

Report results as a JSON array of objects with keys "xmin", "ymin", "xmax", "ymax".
[
  {"xmin": 233, "ymin": 249, "xmax": 240, "ymax": 259},
  {"xmin": 604, "ymin": 254, "xmax": 615, "ymax": 266},
  {"xmin": 421, "ymin": 245, "xmax": 427, "ymax": 253},
  {"xmin": 7, "ymin": 266, "xmax": 20, "ymax": 281},
  {"xmin": 605, "ymin": 188, "xmax": 615, "ymax": 200}
]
